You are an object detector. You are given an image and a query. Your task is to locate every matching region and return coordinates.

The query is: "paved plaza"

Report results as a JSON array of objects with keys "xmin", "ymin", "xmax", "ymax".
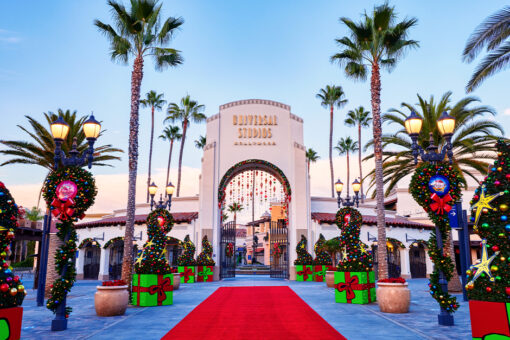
[{"xmin": 19, "ymin": 275, "xmax": 471, "ymax": 340}]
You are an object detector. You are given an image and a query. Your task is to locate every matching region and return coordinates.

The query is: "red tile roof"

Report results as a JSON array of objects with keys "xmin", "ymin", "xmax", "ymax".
[
  {"xmin": 311, "ymin": 212, "xmax": 433, "ymax": 229},
  {"xmin": 75, "ymin": 212, "xmax": 198, "ymax": 229}
]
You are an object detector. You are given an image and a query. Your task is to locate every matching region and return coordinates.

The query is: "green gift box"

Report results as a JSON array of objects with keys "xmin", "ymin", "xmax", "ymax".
[
  {"xmin": 334, "ymin": 271, "xmax": 376, "ymax": 304},
  {"xmin": 132, "ymin": 273, "xmax": 173, "ymax": 307},
  {"xmin": 197, "ymin": 266, "xmax": 214, "ymax": 282},
  {"xmin": 296, "ymin": 265, "xmax": 313, "ymax": 281},
  {"xmin": 313, "ymin": 265, "xmax": 327, "ymax": 282},
  {"xmin": 178, "ymin": 266, "xmax": 196, "ymax": 283}
]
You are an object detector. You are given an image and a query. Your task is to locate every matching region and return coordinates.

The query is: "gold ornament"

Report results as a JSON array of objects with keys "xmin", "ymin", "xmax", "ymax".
[
  {"xmin": 500, "ymin": 204, "xmax": 509, "ymax": 212},
  {"xmin": 470, "ymin": 186, "xmax": 505, "ymax": 226},
  {"xmin": 467, "ymin": 239, "xmax": 499, "ymax": 285}
]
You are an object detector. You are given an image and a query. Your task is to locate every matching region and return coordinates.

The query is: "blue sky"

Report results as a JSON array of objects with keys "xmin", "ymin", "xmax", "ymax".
[{"xmin": 1, "ymin": 1, "xmax": 510, "ymax": 201}]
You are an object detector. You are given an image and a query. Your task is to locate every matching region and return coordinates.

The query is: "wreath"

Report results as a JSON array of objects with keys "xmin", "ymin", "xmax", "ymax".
[
  {"xmin": 104, "ymin": 237, "xmax": 124, "ymax": 249},
  {"xmin": 386, "ymin": 238, "xmax": 406, "ymax": 249},
  {"xmin": 43, "ymin": 167, "xmax": 97, "ymax": 222},
  {"xmin": 78, "ymin": 238, "xmax": 100, "ymax": 249},
  {"xmin": 226, "ymin": 242, "xmax": 234, "ymax": 257},
  {"xmin": 273, "ymin": 242, "xmax": 282, "ymax": 257}
]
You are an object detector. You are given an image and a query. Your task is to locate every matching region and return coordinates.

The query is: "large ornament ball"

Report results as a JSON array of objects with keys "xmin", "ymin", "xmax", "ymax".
[
  {"xmin": 0, "ymin": 284, "xmax": 9, "ymax": 292},
  {"xmin": 501, "ymin": 204, "xmax": 509, "ymax": 212},
  {"xmin": 502, "ymin": 216, "xmax": 508, "ymax": 222},
  {"xmin": 466, "ymin": 269, "xmax": 472, "ymax": 276},
  {"xmin": 486, "ymin": 287, "xmax": 492, "ymax": 293},
  {"xmin": 491, "ymin": 265, "xmax": 499, "ymax": 272},
  {"xmin": 9, "ymin": 288, "xmax": 17, "ymax": 296},
  {"xmin": 495, "ymin": 180, "xmax": 501, "ymax": 186},
  {"xmin": 481, "ymin": 223, "xmax": 489, "ymax": 229},
  {"xmin": 466, "ymin": 283, "xmax": 474, "ymax": 290},
  {"xmin": 492, "ymin": 245, "xmax": 500, "ymax": 252},
  {"xmin": 5, "ymin": 277, "xmax": 12, "ymax": 283},
  {"xmin": 482, "ymin": 208, "xmax": 489, "ymax": 214},
  {"xmin": 17, "ymin": 285, "xmax": 24, "ymax": 292},
  {"xmin": 497, "ymin": 167, "xmax": 503, "ymax": 172},
  {"xmin": 506, "ymin": 287, "xmax": 510, "ymax": 295}
]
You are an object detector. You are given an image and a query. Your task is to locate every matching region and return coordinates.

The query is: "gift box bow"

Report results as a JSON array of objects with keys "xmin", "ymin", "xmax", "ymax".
[
  {"xmin": 297, "ymin": 266, "xmax": 313, "ymax": 280},
  {"xmin": 198, "ymin": 267, "xmax": 213, "ymax": 278},
  {"xmin": 133, "ymin": 276, "xmax": 173, "ymax": 305},
  {"xmin": 182, "ymin": 267, "xmax": 194, "ymax": 282},
  {"xmin": 335, "ymin": 274, "xmax": 375, "ymax": 302},
  {"xmin": 430, "ymin": 193, "xmax": 452, "ymax": 215},
  {"xmin": 51, "ymin": 197, "xmax": 76, "ymax": 220},
  {"xmin": 314, "ymin": 266, "xmax": 326, "ymax": 276}
]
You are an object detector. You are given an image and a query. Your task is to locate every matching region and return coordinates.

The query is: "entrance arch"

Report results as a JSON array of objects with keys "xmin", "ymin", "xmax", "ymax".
[{"xmin": 409, "ymin": 242, "xmax": 427, "ymax": 278}]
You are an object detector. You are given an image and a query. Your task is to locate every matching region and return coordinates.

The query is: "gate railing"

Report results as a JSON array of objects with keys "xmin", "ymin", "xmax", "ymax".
[
  {"xmin": 220, "ymin": 221, "xmax": 236, "ymax": 279},
  {"xmin": 270, "ymin": 220, "xmax": 289, "ymax": 279}
]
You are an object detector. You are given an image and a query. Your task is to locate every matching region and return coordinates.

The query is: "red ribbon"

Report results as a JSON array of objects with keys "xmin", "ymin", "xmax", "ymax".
[
  {"xmin": 182, "ymin": 267, "xmax": 194, "ymax": 282},
  {"xmin": 133, "ymin": 275, "xmax": 173, "ymax": 305},
  {"xmin": 335, "ymin": 272, "xmax": 375, "ymax": 303},
  {"xmin": 314, "ymin": 265, "xmax": 326, "ymax": 281},
  {"xmin": 297, "ymin": 266, "xmax": 313, "ymax": 281},
  {"xmin": 430, "ymin": 193, "xmax": 452, "ymax": 215},
  {"xmin": 50, "ymin": 198, "xmax": 76, "ymax": 221}
]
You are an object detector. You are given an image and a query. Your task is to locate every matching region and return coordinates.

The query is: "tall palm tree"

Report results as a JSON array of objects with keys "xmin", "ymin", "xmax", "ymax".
[
  {"xmin": 140, "ymin": 90, "xmax": 166, "ymax": 203},
  {"xmin": 345, "ymin": 106, "xmax": 371, "ymax": 202},
  {"xmin": 335, "ymin": 137, "xmax": 358, "ymax": 196},
  {"xmin": 331, "ymin": 3, "xmax": 418, "ymax": 279},
  {"xmin": 194, "ymin": 135, "xmax": 206, "ymax": 149},
  {"xmin": 463, "ymin": 6, "xmax": 510, "ymax": 92},
  {"xmin": 227, "ymin": 202, "xmax": 243, "ymax": 227},
  {"xmin": 364, "ymin": 92, "xmax": 504, "ymax": 196},
  {"xmin": 158, "ymin": 125, "xmax": 181, "ymax": 188},
  {"xmin": 95, "ymin": 0, "xmax": 183, "ymax": 284},
  {"xmin": 316, "ymin": 85, "xmax": 348, "ymax": 197},
  {"xmin": 305, "ymin": 148, "xmax": 319, "ymax": 174},
  {"xmin": 165, "ymin": 95, "xmax": 206, "ymax": 196}
]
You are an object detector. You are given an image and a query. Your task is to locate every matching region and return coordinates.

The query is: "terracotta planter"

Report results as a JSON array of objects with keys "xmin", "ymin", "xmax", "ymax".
[
  {"xmin": 326, "ymin": 271, "xmax": 336, "ymax": 288},
  {"xmin": 173, "ymin": 273, "xmax": 181, "ymax": 290},
  {"xmin": 376, "ymin": 282, "xmax": 410, "ymax": 313},
  {"xmin": 95, "ymin": 285, "xmax": 129, "ymax": 316},
  {"xmin": 0, "ymin": 306, "xmax": 23, "ymax": 339}
]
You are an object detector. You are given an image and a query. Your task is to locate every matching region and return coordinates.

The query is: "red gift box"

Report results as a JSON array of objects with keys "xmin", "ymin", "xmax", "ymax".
[
  {"xmin": 0, "ymin": 306, "xmax": 23, "ymax": 340},
  {"xmin": 469, "ymin": 300, "xmax": 510, "ymax": 339}
]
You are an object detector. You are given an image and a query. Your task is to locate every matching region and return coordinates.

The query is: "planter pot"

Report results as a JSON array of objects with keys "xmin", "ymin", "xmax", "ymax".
[
  {"xmin": 94, "ymin": 285, "xmax": 128, "ymax": 316},
  {"xmin": 326, "ymin": 271, "xmax": 336, "ymax": 288},
  {"xmin": 469, "ymin": 300, "xmax": 510, "ymax": 339},
  {"xmin": 376, "ymin": 282, "xmax": 410, "ymax": 313},
  {"xmin": 0, "ymin": 306, "xmax": 23, "ymax": 340},
  {"xmin": 173, "ymin": 273, "xmax": 181, "ymax": 290}
]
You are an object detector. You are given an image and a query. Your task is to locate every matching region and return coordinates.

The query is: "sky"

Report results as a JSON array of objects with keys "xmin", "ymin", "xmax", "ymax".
[{"xmin": 1, "ymin": 1, "xmax": 510, "ymax": 213}]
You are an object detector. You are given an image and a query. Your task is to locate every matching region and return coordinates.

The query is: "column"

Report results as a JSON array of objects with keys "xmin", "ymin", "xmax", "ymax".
[
  {"xmin": 400, "ymin": 248, "xmax": 411, "ymax": 279},
  {"xmin": 425, "ymin": 247, "xmax": 433, "ymax": 278},
  {"xmin": 75, "ymin": 248, "xmax": 85, "ymax": 280},
  {"xmin": 98, "ymin": 247, "xmax": 110, "ymax": 280}
]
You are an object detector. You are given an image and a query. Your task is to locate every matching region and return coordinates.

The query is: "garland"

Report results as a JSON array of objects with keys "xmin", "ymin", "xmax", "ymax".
[
  {"xmin": 386, "ymin": 237, "xmax": 406, "ymax": 249},
  {"xmin": 410, "ymin": 162, "xmax": 462, "ymax": 313},
  {"xmin": 43, "ymin": 167, "xmax": 96, "ymax": 317},
  {"xmin": 196, "ymin": 235, "xmax": 215, "ymax": 266},
  {"xmin": 104, "ymin": 237, "xmax": 124, "ymax": 249},
  {"xmin": 78, "ymin": 238, "xmax": 100, "ymax": 249}
]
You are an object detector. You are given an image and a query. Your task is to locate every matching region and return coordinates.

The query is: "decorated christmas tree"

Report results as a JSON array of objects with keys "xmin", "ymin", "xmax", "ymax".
[
  {"xmin": 134, "ymin": 208, "xmax": 174, "ymax": 274},
  {"xmin": 313, "ymin": 234, "xmax": 332, "ymax": 265},
  {"xmin": 0, "ymin": 181, "xmax": 26, "ymax": 308},
  {"xmin": 177, "ymin": 235, "xmax": 196, "ymax": 266},
  {"xmin": 294, "ymin": 235, "xmax": 313, "ymax": 265},
  {"xmin": 196, "ymin": 235, "xmax": 215, "ymax": 266},
  {"xmin": 336, "ymin": 207, "xmax": 373, "ymax": 272}
]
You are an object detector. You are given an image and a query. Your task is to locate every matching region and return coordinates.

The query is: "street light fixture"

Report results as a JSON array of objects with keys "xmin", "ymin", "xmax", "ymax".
[
  {"xmin": 148, "ymin": 182, "xmax": 175, "ymax": 211},
  {"xmin": 335, "ymin": 178, "xmax": 361, "ymax": 208}
]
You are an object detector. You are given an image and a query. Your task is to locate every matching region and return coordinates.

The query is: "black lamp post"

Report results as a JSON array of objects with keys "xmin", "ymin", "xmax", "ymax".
[
  {"xmin": 40, "ymin": 114, "xmax": 101, "ymax": 331},
  {"xmin": 335, "ymin": 178, "xmax": 361, "ymax": 208},
  {"xmin": 148, "ymin": 182, "xmax": 175, "ymax": 211},
  {"xmin": 404, "ymin": 110, "xmax": 456, "ymax": 326}
]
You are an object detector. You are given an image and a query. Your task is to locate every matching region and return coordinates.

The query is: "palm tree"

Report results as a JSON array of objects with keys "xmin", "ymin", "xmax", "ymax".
[
  {"xmin": 345, "ymin": 106, "xmax": 371, "ymax": 202},
  {"xmin": 305, "ymin": 148, "xmax": 319, "ymax": 174},
  {"xmin": 364, "ymin": 92, "xmax": 504, "ymax": 196},
  {"xmin": 320, "ymin": 238, "xmax": 341, "ymax": 265},
  {"xmin": 95, "ymin": 0, "xmax": 183, "ymax": 284},
  {"xmin": 227, "ymin": 202, "xmax": 243, "ymax": 227},
  {"xmin": 316, "ymin": 85, "xmax": 348, "ymax": 197},
  {"xmin": 335, "ymin": 137, "xmax": 359, "ymax": 196},
  {"xmin": 194, "ymin": 135, "xmax": 206, "ymax": 149},
  {"xmin": 165, "ymin": 95, "xmax": 206, "ymax": 196},
  {"xmin": 463, "ymin": 6, "xmax": 510, "ymax": 92},
  {"xmin": 158, "ymin": 125, "xmax": 181, "ymax": 188},
  {"xmin": 331, "ymin": 3, "xmax": 418, "ymax": 279},
  {"xmin": 140, "ymin": 90, "xmax": 166, "ymax": 203}
]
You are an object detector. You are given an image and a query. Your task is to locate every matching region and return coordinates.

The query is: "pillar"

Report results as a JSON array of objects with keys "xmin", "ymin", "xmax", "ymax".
[
  {"xmin": 76, "ymin": 248, "xmax": 85, "ymax": 280},
  {"xmin": 400, "ymin": 248, "xmax": 411, "ymax": 279},
  {"xmin": 98, "ymin": 247, "xmax": 110, "ymax": 280}
]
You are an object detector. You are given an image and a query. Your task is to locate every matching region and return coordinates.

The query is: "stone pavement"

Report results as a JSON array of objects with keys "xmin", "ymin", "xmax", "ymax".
[{"xmin": 19, "ymin": 276, "xmax": 472, "ymax": 340}]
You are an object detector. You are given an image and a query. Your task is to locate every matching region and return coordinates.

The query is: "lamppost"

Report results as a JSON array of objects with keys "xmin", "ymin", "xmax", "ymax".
[
  {"xmin": 335, "ymin": 178, "xmax": 361, "ymax": 208},
  {"xmin": 37, "ymin": 114, "xmax": 101, "ymax": 331},
  {"xmin": 404, "ymin": 110, "xmax": 456, "ymax": 326},
  {"xmin": 148, "ymin": 182, "xmax": 175, "ymax": 211}
]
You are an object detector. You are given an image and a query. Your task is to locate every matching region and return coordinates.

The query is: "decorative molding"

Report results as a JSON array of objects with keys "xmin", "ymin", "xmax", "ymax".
[
  {"xmin": 293, "ymin": 142, "xmax": 305, "ymax": 151},
  {"xmin": 204, "ymin": 141, "xmax": 216, "ymax": 151},
  {"xmin": 206, "ymin": 113, "xmax": 220, "ymax": 122},
  {"xmin": 290, "ymin": 113, "xmax": 303, "ymax": 123},
  {"xmin": 219, "ymin": 99, "xmax": 290, "ymax": 111}
]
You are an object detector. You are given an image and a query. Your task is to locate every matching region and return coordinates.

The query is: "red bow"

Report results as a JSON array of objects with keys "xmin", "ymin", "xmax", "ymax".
[
  {"xmin": 183, "ymin": 267, "xmax": 194, "ymax": 282},
  {"xmin": 335, "ymin": 272, "xmax": 375, "ymax": 303},
  {"xmin": 133, "ymin": 275, "xmax": 173, "ymax": 306},
  {"xmin": 314, "ymin": 265, "xmax": 326, "ymax": 281},
  {"xmin": 430, "ymin": 193, "xmax": 452, "ymax": 215},
  {"xmin": 51, "ymin": 198, "xmax": 76, "ymax": 221},
  {"xmin": 297, "ymin": 266, "xmax": 313, "ymax": 281}
]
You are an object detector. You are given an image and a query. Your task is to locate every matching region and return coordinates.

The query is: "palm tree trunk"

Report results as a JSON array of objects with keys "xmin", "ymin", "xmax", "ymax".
[
  {"xmin": 358, "ymin": 124, "xmax": 364, "ymax": 203},
  {"xmin": 121, "ymin": 55, "xmax": 144, "ymax": 288},
  {"xmin": 329, "ymin": 105, "xmax": 335, "ymax": 197},
  {"xmin": 346, "ymin": 151, "xmax": 350, "ymax": 196},
  {"xmin": 176, "ymin": 121, "xmax": 187, "ymax": 197},
  {"xmin": 165, "ymin": 139, "xmax": 174, "ymax": 187},
  {"xmin": 371, "ymin": 62, "xmax": 388, "ymax": 280},
  {"xmin": 446, "ymin": 230, "xmax": 463, "ymax": 292},
  {"xmin": 146, "ymin": 106, "xmax": 155, "ymax": 203},
  {"xmin": 307, "ymin": 159, "xmax": 310, "ymax": 175}
]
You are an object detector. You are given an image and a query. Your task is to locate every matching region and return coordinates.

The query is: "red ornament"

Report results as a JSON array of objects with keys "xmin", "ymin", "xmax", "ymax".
[
  {"xmin": 506, "ymin": 287, "xmax": 510, "ymax": 295},
  {"xmin": 486, "ymin": 287, "xmax": 492, "ymax": 293},
  {"xmin": 0, "ymin": 283, "xmax": 9, "ymax": 292},
  {"xmin": 492, "ymin": 245, "xmax": 499, "ymax": 252}
]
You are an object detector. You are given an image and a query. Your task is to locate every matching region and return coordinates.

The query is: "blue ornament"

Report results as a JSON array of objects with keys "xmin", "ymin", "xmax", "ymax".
[
  {"xmin": 502, "ymin": 216, "xmax": 508, "ymax": 222},
  {"xmin": 505, "ymin": 224, "xmax": 510, "ymax": 231},
  {"xmin": 0, "ymin": 192, "xmax": 4, "ymax": 196},
  {"xmin": 428, "ymin": 175, "xmax": 450, "ymax": 197},
  {"xmin": 491, "ymin": 167, "xmax": 496, "ymax": 171}
]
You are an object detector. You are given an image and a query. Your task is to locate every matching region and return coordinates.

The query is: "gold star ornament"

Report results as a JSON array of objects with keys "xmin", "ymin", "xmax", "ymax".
[
  {"xmin": 467, "ymin": 239, "xmax": 499, "ymax": 285},
  {"xmin": 470, "ymin": 185, "xmax": 504, "ymax": 226}
]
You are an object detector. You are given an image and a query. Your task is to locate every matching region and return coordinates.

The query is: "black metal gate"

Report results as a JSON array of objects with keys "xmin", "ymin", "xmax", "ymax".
[
  {"xmin": 388, "ymin": 247, "xmax": 401, "ymax": 278},
  {"xmin": 109, "ymin": 241, "xmax": 123, "ymax": 280},
  {"xmin": 220, "ymin": 221, "xmax": 236, "ymax": 279},
  {"xmin": 83, "ymin": 246, "xmax": 100, "ymax": 279},
  {"xmin": 410, "ymin": 244, "xmax": 427, "ymax": 278},
  {"xmin": 270, "ymin": 220, "xmax": 289, "ymax": 279}
]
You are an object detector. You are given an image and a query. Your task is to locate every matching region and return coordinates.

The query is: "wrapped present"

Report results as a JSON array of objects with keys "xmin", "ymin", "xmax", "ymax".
[
  {"xmin": 296, "ymin": 265, "xmax": 313, "ymax": 281},
  {"xmin": 178, "ymin": 266, "xmax": 196, "ymax": 283},
  {"xmin": 313, "ymin": 265, "xmax": 327, "ymax": 282},
  {"xmin": 335, "ymin": 271, "xmax": 376, "ymax": 304},
  {"xmin": 132, "ymin": 274, "xmax": 173, "ymax": 307},
  {"xmin": 0, "ymin": 306, "xmax": 23, "ymax": 340},
  {"xmin": 197, "ymin": 266, "xmax": 214, "ymax": 282},
  {"xmin": 469, "ymin": 300, "xmax": 510, "ymax": 340}
]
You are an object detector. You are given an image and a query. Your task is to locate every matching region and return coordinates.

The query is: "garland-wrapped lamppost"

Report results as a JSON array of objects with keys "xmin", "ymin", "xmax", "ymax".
[
  {"xmin": 405, "ymin": 111, "xmax": 459, "ymax": 326},
  {"xmin": 42, "ymin": 114, "xmax": 101, "ymax": 331},
  {"xmin": 335, "ymin": 178, "xmax": 361, "ymax": 208}
]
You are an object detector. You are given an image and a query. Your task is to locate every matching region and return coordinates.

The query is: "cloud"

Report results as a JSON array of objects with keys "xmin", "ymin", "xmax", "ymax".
[
  {"xmin": 0, "ymin": 29, "xmax": 21, "ymax": 44},
  {"xmin": 504, "ymin": 108, "xmax": 510, "ymax": 116}
]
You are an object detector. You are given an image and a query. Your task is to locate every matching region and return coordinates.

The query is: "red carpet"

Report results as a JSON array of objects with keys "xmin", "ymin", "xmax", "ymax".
[{"xmin": 162, "ymin": 286, "xmax": 346, "ymax": 340}]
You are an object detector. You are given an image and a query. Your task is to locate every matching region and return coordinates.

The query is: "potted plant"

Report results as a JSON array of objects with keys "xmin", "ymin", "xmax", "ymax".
[
  {"xmin": 170, "ymin": 268, "xmax": 180, "ymax": 290},
  {"xmin": 177, "ymin": 235, "xmax": 197, "ymax": 283},
  {"xmin": 95, "ymin": 280, "xmax": 129, "ymax": 316},
  {"xmin": 321, "ymin": 238, "xmax": 340, "ymax": 288},
  {"xmin": 0, "ymin": 182, "xmax": 26, "ymax": 340},
  {"xmin": 196, "ymin": 236, "xmax": 215, "ymax": 282},
  {"xmin": 294, "ymin": 235, "xmax": 314, "ymax": 281},
  {"xmin": 376, "ymin": 277, "xmax": 410, "ymax": 313},
  {"xmin": 312, "ymin": 234, "xmax": 332, "ymax": 282}
]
